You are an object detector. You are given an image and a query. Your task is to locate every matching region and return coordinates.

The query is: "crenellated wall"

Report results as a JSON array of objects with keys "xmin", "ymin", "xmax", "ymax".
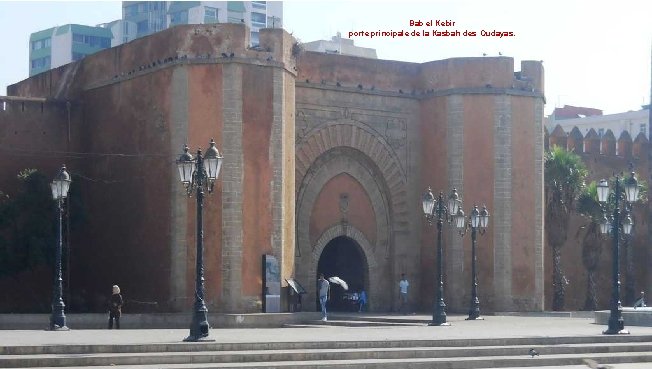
[{"xmin": 546, "ymin": 124, "xmax": 649, "ymax": 160}]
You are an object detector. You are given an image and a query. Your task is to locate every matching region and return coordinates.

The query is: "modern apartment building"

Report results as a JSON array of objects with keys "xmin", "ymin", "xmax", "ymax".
[
  {"xmin": 29, "ymin": 24, "xmax": 113, "ymax": 76},
  {"xmin": 122, "ymin": 1, "xmax": 283, "ymax": 45}
]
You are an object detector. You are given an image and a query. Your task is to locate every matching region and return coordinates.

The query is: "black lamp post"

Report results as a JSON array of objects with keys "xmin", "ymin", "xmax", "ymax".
[
  {"xmin": 49, "ymin": 165, "xmax": 71, "ymax": 331},
  {"xmin": 597, "ymin": 171, "xmax": 639, "ymax": 335},
  {"xmin": 176, "ymin": 139, "xmax": 223, "ymax": 342},
  {"xmin": 455, "ymin": 204, "xmax": 490, "ymax": 320},
  {"xmin": 623, "ymin": 202, "xmax": 635, "ymax": 306},
  {"xmin": 422, "ymin": 187, "xmax": 462, "ymax": 326}
]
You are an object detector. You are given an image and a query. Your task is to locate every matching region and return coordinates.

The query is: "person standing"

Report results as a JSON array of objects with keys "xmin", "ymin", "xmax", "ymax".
[
  {"xmin": 318, "ymin": 274, "xmax": 330, "ymax": 321},
  {"xmin": 108, "ymin": 285, "xmax": 123, "ymax": 329},
  {"xmin": 398, "ymin": 274, "xmax": 409, "ymax": 314}
]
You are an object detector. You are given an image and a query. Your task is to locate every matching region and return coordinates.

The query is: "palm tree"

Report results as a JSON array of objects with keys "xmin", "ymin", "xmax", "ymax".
[
  {"xmin": 576, "ymin": 181, "xmax": 604, "ymax": 311},
  {"xmin": 545, "ymin": 146, "xmax": 588, "ymax": 311}
]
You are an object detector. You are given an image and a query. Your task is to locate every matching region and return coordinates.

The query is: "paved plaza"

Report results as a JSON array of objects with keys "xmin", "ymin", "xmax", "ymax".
[{"xmin": 3, "ymin": 314, "xmax": 652, "ymax": 346}]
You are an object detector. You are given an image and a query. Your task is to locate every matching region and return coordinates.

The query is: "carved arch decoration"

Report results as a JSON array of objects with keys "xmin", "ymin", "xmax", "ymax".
[{"xmin": 295, "ymin": 119, "xmax": 409, "ymax": 233}]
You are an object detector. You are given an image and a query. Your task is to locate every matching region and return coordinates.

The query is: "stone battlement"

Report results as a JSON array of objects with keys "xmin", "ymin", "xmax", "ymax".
[{"xmin": 546, "ymin": 124, "xmax": 649, "ymax": 159}]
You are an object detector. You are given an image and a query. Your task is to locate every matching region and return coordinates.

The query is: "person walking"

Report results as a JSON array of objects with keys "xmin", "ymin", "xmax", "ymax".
[
  {"xmin": 108, "ymin": 285, "xmax": 123, "ymax": 329},
  {"xmin": 398, "ymin": 274, "xmax": 409, "ymax": 314},
  {"xmin": 358, "ymin": 289, "xmax": 368, "ymax": 312},
  {"xmin": 318, "ymin": 274, "xmax": 330, "ymax": 321}
]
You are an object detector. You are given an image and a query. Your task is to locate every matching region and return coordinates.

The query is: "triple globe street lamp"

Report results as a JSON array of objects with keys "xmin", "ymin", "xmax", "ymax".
[
  {"xmin": 50, "ymin": 165, "xmax": 71, "ymax": 331},
  {"xmin": 455, "ymin": 204, "xmax": 490, "ymax": 320},
  {"xmin": 597, "ymin": 171, "xmax": 639, "ymax": 335},
  {"xmin": 176, "ymin": 139, "xmax": 223, "ymax": 342},
  {"xmin": 421, "ymin": 187, "xmax": 462, "ymax": 326}
]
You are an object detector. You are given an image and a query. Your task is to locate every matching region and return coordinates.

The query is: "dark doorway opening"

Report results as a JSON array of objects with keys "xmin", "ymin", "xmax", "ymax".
[{"xmin": 316, "ymin": 236, "xmax": 367, "ymax": 312}]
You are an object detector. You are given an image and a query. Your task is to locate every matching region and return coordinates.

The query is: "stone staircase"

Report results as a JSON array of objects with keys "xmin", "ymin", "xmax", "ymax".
[{"xmin": 2, "ymin": 335, "xmax": 652, "ymax": 368}]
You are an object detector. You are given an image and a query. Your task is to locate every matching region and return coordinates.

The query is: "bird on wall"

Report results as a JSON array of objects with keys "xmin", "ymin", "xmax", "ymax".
[
  {"xmin": 357, "ymin": 84, "xmax": 363, "ymax": 90},
  {"xmin": 498, "ymin": 52, "xmax": 503, "ymax": 56},
  {"xmin": 336, "ymin": 82, "xmax": 341, "ymax": 87},
  {"xmin": 482, "ymin": 52, "xmax": 487, "ymax": 56},
  {"xmin": 528, "ymin": 348, "xmax": 539, "ymax": 358},
  {"xmin": 221, "ymin": 53, "xmax": 229, "ymax": 58}
]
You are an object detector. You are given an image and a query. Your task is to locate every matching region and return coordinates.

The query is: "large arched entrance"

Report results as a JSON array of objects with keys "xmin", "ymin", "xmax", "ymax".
[{"xmin": 316, "ymin": 236, "xmax": 368, "ymax": 311}]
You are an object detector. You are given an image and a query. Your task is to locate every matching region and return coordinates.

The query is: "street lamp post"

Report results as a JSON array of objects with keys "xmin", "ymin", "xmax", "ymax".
[
  {"xmin": 455, "ymin": 205, "xmax": 490, "ymax": 320},
  {"xmin": 597, "ymin": 171, "xmax": 639, "ymax": 335},
  {"xmin": 50, "ymin": 165, "xmax": 71, "ymax": 331},
  {"xmin": 422, "ymin": 187, "xmax": 462, "ymax": 326},
  {"xmin": 623, "ymin": 202, "xmax": 635, "ymax": 306},
  {"xmin": 176, "ymin": 139, "xmax": 223, "ymax": 342}
]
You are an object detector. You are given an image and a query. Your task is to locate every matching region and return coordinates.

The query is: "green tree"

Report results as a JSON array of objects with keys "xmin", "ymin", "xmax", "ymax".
[
  {"xmin": 545, "ymin": 146, "xmax": 588, "ymax": 311},
  {"xmin": 0, "ymin": 169, "xmax": 56, "ymax": 277},
  {"xmin": 576, "ymin": 181, "xmax": 603, "ymax": 310}
]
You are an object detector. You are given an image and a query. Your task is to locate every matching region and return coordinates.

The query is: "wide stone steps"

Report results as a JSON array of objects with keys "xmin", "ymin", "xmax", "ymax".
[
  {"xmin": 1, "ymin": 337, "xmax": 651, "ymax": 369},
  {"xmin": 3, "ymin": 352, "xmax": 652, "ymax": 369}
]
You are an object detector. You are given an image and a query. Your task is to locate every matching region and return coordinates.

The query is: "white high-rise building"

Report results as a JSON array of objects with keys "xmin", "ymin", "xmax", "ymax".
[
  {"xmin": 122, "ymin": 1, "xmax": 283, "ymax": 45},
  {"xmin": 29, "ymin": 24, "xmax": 114, "ymax": 76}
]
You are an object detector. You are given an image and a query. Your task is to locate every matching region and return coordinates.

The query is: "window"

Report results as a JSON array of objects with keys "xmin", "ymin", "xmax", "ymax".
[
  {"xmin": 251, "ymin": 12, "xmax": 266, "ymax": 27},
  {"xmin": 31, "ymin": 40, "xmax": 42, "ymax": 50},
  {"xmin": 252, "ymin": 1, "xmax": 266, "ymax": 9},
  {"xmin": 44, "ymin": 38, "xmax": 51, "ymax": 47},
  {"xmin": 72, "ymin": 34, "xmax": 110, "ymax": 48},
  {"xmin": 124, "ymin": 4, "xmax": 138, "ymax": 17},
  {"xmin": 31, "ymin": 56, "xmax": 51, "ymax": 69},
  {"xmin": 204, "ymin": 7, "xmax": 218, "ymax": 23},
  {"xmin": 170, "ymin": 10, "xmax": 189, "ymax": 26},
  {"xmin": 137, "ymin": 21, "xmax": 148, "ymax": 33},
  {"xmin": 641, "ymin": 124, "xmax": 647, "ymax": 136},
  {"xmin": 251, "ymin": 31, "xmax": 259, "ymax": 46}
]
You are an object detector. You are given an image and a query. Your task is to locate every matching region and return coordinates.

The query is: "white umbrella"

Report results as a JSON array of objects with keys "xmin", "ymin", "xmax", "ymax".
[{"xmin": 328, "ymin": 276, "xmax": 349, "ymax": 290}]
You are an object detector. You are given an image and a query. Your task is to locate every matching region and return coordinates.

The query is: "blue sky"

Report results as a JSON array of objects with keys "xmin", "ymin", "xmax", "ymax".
[{"xmin": 1, "ymin": 0, "xmax": 651, "ymax": 115}]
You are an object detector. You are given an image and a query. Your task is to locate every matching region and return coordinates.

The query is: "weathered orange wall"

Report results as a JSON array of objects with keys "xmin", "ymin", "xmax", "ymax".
[
  {"xmin": 241, "ymin": 66, "xmax": 274, "ymax": 296},
  {"xmin": 419, "ymin": 96, "xmax": 448, "ymax": 306},
  {"xmin": 310, "ymin": 173, "xmax": 376, "ymax": 245},
  {"xmin": 462, "ymin": 95, "xmax": 496, "ymax": 307},
  {"xmin": 73, "ymin": 68, "xmax": 173, "ymax": 309},
  {"xmin": 186, "ymin": 65, "xmax": 224, "ymax": 308},
  {"xmin": 511, "ymin": 97, "xmax": 537, "ymax": 298}
]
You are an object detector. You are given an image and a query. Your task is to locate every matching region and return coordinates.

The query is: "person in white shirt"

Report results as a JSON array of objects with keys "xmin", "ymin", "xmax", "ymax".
[
  {"xmin": 398, "ymin": 273, "xmax": 409, "ymax": 314},
  {"xmin": 318, "ymin": 273, "xmax": 330, "ymax": 321}
]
